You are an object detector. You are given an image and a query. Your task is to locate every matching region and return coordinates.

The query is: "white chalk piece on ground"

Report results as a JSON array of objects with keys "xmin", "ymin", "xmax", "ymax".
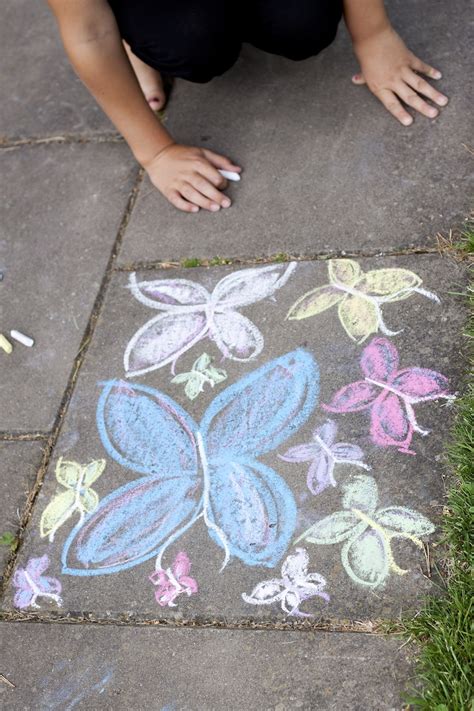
[
  {"xmin": 0, "ymin": 333, "xmax": 13, "ymax": 354},
  {"xmin": 218, "ymin": 169, "xmax": 241, "ymax": 182},
  {"xmin": 10, "ymin": 330, "xmax": 34, "ymax": 348}
]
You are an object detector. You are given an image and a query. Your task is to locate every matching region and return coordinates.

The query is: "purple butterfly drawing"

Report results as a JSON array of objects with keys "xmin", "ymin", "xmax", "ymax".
[
  {"xmin": 279, "ymin": 419, "xmax": 370, "ymax": 495},
  {"xmin": 124, "ymin": 263, "xmax": 296, "ymax": 377},
  {"xmin": 61, "ymin": 350, "xmax": 319, "ymax": 577},
  {"xmin": 13, "ymin": 555, "xmax": 62, "ymax": 610},
  {"xmin": 149, "ymin": 551, "xmax": 198, "ymax": 607},
  {"xmin": 242, "ymin": 547, "xmax": 329, "ymax": 617},
  {"xmin": 323, "ymin": 337, "xmax": 454, "ymax": 454}
]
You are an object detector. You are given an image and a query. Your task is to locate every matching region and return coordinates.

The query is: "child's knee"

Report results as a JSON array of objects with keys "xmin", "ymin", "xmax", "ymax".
[{"xmin": 255, "ymin": 0, "xmax": 343, "ymax": 61}]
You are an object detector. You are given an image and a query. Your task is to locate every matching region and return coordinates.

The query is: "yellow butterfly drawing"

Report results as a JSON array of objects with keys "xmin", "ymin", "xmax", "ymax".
[
  {"xmin": 287, "ymin": 259, "xmax": 439, "ymax": 343},
  {"xmin": 40, "ymin": 458, "xmax": 106, "ymax": 542}
]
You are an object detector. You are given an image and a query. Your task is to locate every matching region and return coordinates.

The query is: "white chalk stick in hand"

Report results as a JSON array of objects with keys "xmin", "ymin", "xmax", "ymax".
[
  {"xmin": 218, "ymin": 169, "xmax": 241, "ymax": 182},
  {"xmin": 10, "ymin": 330, "xmax": 34, "ymax": 348}
]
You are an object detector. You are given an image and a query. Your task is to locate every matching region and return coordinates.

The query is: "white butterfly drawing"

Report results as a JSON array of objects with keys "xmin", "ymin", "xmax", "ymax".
[
  {"xmin": 242, "ymin": 547, "xmax": 329, "ymax": 617},
  {"xmin": 124, "ymin": 263, "xmax": 296, "ymax": 377}
]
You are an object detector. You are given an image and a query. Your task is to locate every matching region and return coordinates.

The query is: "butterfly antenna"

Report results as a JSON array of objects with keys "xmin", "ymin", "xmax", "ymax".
[{"xmin": 412, "ymin": 286, "xmax": 440, "ymax": 303}]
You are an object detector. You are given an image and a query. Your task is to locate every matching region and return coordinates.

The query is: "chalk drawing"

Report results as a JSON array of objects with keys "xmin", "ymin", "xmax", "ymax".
[
  {"xmin": 287, "ymin": 259, "xmax": 439, "ymax": 343},
  {"xmin": 13, "ymin": 555, "xmax": 62, "ymax": 609},
  {"xmin": 279, "ymin": 418, "xmax": 370, "ymax": 495},
  {"xmin": 171, "ymin": 352, "xmax": 227, "ymax": 400},
  {"xmin": 296, "ymin": 474, "xmax": 435, "ymax": 588},
  {"xmin": 38, "ymin": 659, "xmax": 114, "ymax": 711},
  {"xmin": 149, "ymin": 551, "xmax": 198, "ymax": 607},
  {"xmin": 323, "ymin": 337, "xmax": 454, "ymax": 454},
  {"xmin": 40, "ymin": 458, "xmax": 106, "ymax": 542},
  {"xmin": 124, "ymin": 263, "xmax": 296, "ymax": 376},
  {"xmin": 61, "ymin": 349, "xmax": 319, "ymax": 576},
  {"xmin": 242, "ymin": 547, "xmax": 329, "ymax": 617}
]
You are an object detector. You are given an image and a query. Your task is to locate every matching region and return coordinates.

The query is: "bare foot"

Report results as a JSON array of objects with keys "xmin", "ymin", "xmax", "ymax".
[{"xmin": 124, "ymin": 41, "xmax": 166, "ymax": 111}]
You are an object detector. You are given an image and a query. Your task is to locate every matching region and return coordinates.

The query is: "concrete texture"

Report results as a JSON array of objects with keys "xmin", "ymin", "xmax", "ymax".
[
  {"xmin": 118, "ymin": 0, "xmax": 473, "ymax": 263},
  {"xmin": 4, "ymin": 255, "xmax": 466, "ymax": 621},
  {"xmin": 0, "ymin": 442, "xmax": 44, "ymax": 578},
  {"xmin": 1, "ymin": 0, "xmax": 114, "ymax": 138},
  {"xmin": 0, "ymin": 143, "xmax": 137, "ymax": 432},
  {"xmin": 0, "ymin": 623, "xmax": 412, "ymax": 710}
]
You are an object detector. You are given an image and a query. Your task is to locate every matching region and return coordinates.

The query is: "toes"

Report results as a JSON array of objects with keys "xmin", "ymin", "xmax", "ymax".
[
  {"xmin": 352, "ymin": 73, "xmax": 366, "ymax": 85},
  {"xmin": 148, "ymin": 96, "xmax": 165, "ymax": 111}
]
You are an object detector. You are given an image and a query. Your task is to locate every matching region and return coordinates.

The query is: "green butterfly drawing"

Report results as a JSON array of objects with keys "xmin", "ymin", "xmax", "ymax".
[
  {"xmin": 40, "ymin": 458, "xmax": 106, "ymax": 542},
  {"xmin": 295, "ymin": 474, "xmax": 435, "ymax": 588},
  {"xmin": 287, "ymin": 259, "xmax": 439, "ymax": 343},
  {"xmin": 171, "ymin": 352, "xmax": 227, "ymax": 400}
]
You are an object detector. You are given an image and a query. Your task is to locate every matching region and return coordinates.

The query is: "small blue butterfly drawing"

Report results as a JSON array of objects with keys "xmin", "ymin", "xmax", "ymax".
[{"xmin": 61, "ymin": 350, "xmax": 319, "ymax": 576}]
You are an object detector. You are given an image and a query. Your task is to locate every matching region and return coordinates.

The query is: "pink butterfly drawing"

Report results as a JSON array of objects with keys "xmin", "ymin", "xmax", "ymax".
[
  {"xmin": 323, "ymin": 337, "xmax": 454, "ymax": 454},
  {"xmin": 279, "ymin": 419, "xmax": 370, "ymax": 495},
  {"xmin": 148, "ymin": 551, "xmax": 198, "ymax": 607},
  {"xmin": 242, "ymin": 548, "xmax": 329, "ymax": 617},
  {"xmin": 124, "ymin": 263, "xmax": 296, "ymax": 377},
  {"xmin": 12, "ymin": 555, "xmax": 62, "ymax": 609}
]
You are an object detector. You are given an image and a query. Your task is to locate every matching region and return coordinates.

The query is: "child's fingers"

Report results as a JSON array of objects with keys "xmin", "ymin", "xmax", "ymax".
[
  {"xmin": 197, "ymin": 162, "xmax": 229, "ymax": 191},
  {"xmin": 168, "ymin": 190, "xmax": 199, "ymax": 213},
  {"xmin": 376, "ymin": 88, "xmax": 413, "ymax": 126},
  {"xmin": 202, "ymin": 148, "xmax": 241, "ymax": 172},
  {"xmin": 395, "ymin": 82, "xmax": 439, "ymax": 118},
  {"xmin": 402, "ymin": 68, "xmax": 448, "ymax": 107},
  {"xmin": 191, "ymin": 174, "xmax": 231, "ymax": 208},
  {"xmin": 410, "ymin": 56, "xmax": 442, "ymax": 80},
  {"xmin": 180, "ymin": 183, "xmax": 223, "ymax": 212}
]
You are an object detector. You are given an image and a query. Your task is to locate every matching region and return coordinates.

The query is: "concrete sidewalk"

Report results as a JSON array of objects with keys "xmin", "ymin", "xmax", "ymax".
[{"xmin": 0, "ymin": 0, "xmax": 472, "ymax": 709}]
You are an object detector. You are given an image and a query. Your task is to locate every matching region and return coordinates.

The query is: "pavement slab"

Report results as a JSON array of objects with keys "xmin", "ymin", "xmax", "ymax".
[
  {"xmin": 118, "ymin": 0, "xmax": 473, "ymax": 264},
  {"xmin": 1, "ymin": 0, "xmax": 114, "ymax": 138},
  {"xmin": 0, "ymin": 142, "xmax": 137, "ymax": 433},
  {"xmin": 0, "ymin": 622, "xmax": 412, "ymax": 710},
  {"xmin": 2, "ymin": 254, "xmax": 467, "ymax": 622},
  {"xmin": 0, "ymin": 442, "xmax": 44, "ymax": 578}
]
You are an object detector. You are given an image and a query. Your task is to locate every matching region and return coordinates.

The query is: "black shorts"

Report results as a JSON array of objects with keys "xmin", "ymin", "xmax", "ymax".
[{"xmin": 108, "ymin": 0, "xmax": 343, "ymax": 83}]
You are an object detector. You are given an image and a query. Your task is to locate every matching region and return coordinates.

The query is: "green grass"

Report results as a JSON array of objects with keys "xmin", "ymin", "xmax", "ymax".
[
  {"xmin": 180, "ymin": 257, "xmax": 202, "ymax": 268},
  {"xmin": 402, "ymin": 226, "xmax": 474, "ymax": 710}
]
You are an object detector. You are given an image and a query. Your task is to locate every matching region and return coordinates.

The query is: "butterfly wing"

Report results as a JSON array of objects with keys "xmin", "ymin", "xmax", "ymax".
[
  {"xmin": 124, "ymin": 311, "xmax": 208, "ymax": 377},
  {"xmin": 212, "ymin": 263, "xmax": 296, "ymax": 310},
  {"xmin": 370, "ymin": 391, "xmax": 413, "ymax": 452},
  {"xmin": 360, "ymin": 337, "xmax": 399, "ymax": 381},
  {"xmin": 356, "ymin": 268, "xmax": 422, "ymax": 302},
  {"xmin": 128, "ymin": 273, "xmax": 210, "ymax": 310},
  {"xmin": 341, "ymin": 529, "xmax": 389, "ymax": 588},
  {"xmin": 338, "ymin": 295, "xmax": 380, "ymax": 343},
  {"xmin": 62, "ymin": 475, "xmax": 202, "ymax": 575},
  {"xmin": 206, "ymin": 459, "xmax": 297, "ymax": 567},
  {"xmin": 391, "ymin": 368, "xmax": 451, "ymax": 402},
  {"xmin": 201, "ymin": 349, "xmax": 319, "ymax": 459},
  {"xmin": 97, "ymin": 380, "xmax": 199, "ymax": 477},
  {"xmin": 306, "ymin": 449, "xmax": 336, "ymax": 495},
  {"xmin": 286, "ymin": 285, "xmax": 342, "ymax": 321},
  {"xmin": 323, "ymin": 380, "xmax": 379, "ymax": 413},
  {"xmin": 210, "ymin": 310, "xmax": 264, "ymax": 361}
]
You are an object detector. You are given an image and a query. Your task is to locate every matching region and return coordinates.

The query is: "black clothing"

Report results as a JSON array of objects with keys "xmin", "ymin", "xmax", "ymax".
[{"xmin": 109, "ymin": 0, "xmax": 343, "ymax": 83}]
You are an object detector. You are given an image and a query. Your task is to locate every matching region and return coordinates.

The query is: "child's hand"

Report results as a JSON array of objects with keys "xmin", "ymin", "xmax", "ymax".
[
  {"xmin": 352, "ymin": 26, "xmax": 448, "ymax": 126},
  {"xmin": 144, "ymin": 144, "xmax": 242, "ymax": 213}
]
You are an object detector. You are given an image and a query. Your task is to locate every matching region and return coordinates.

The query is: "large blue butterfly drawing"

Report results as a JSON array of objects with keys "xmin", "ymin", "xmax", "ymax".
[{"xmin": 62, "ymin": 349, "xmax": 319, "ymax": 576}]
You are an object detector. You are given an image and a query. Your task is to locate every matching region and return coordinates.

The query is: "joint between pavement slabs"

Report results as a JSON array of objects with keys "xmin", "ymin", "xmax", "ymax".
[
  {"xmin": 0, "ymin": 168, "xmax": 144, "ymax": 592},
  {"xmin": 0, "ymin": 132, "xmax": 125, "ymax": 151},
  {"xmin": 0, "ymin": 432, "xmax": 49, "ymax": 441},
  {"xmin": 0, "ymin": 610, "xmax": 393, "ymax": 635},
  {"xmin": 114, "ymin": 245, "xmax": 444, "ymax": 273}
]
